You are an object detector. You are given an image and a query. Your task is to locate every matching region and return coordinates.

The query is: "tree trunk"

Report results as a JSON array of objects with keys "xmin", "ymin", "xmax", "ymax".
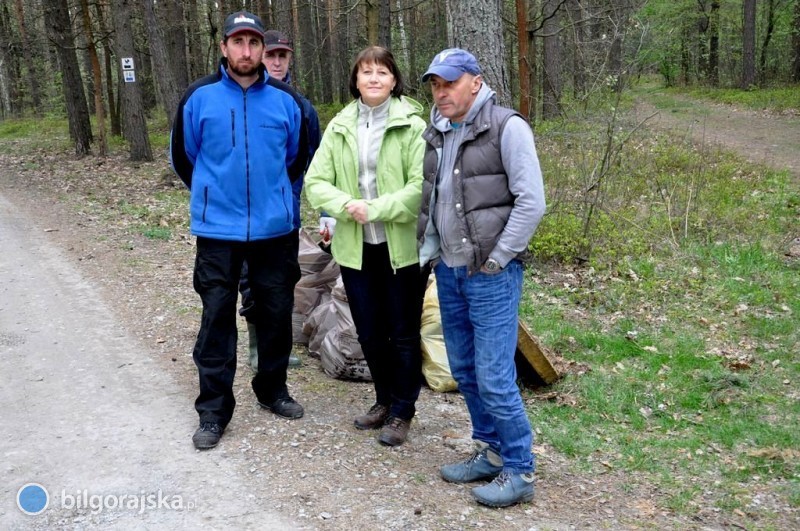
[
  {"xmin": 446, "ymin": 0, "xmax": 511, "ymax": 107},
  {"xmin": 516, "ymin": 0, "xmax": 531, "ymax": 118},
  {"xmin": 161, "ymin": 0, "xmax": 189, "ymax": 91},
  {"xmin": 185, "ymin": 0, "xmax": 204, "ymax": 79},
  {"xmin": 378, "ymin": 0, "xmax": 391, "ymax": 48},
  {"xmin": 12, "ymin": 0, "xmax": 42, "ymax": 113},
  {"xmin": 93, "ymin": 2, "xmax": 120, "ymax": 136},
  {"xmin": 708, "ymin": 0, "xmax": 720, "ymax": 86},
  {"xmin": 568, "ymin": 0, "xmax": 586, "ymax": 101},
  {"xmin": 741, "ymin": 0, "xmax": 756, "ymax": 88},
  {"xmin": 527, "ymin": 0, "xmax": 537, "ymax": 124},
  {"xmin": 0, "ymin": 1, "xmax": 21, "ymax": 117},
  {"xmin": 697, "ymin": 11, "xmax": 709, "ymax": 78},
  {"xmin": 143, "ymin": 0, "xmax": 185, "ymax": 129},
  {"xmin": 79, "ymin": 0, "xmax": 107, "ymax": 156},
  {"xmin": 793, "ymin": 0, "xmax": 800, "ymax": 82},
  {"xmin": 44, "ymin": 0, "xmax": 92, "ymax": 155},
  {"xmin": 366, "ymin": 0, "xmax": 378, "ymax": 44},
  {"xmin": 111, "ymin": 0, "xmax": 152, "ymax": 161},
  {"xmin": 325, "ymin": 0, "xmax": 342, "ymax": 104},
  {"xmin": 541, "ymin": 0, "xmax": 561, "ymax": 118},
  {"xmin": 759, "ymin": 0, "xmax": 776, "ymax": 85}
]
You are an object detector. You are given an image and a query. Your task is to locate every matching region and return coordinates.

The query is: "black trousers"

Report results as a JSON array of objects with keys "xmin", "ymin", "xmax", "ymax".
[
  {"xmin": 192, "ymin": 234, "xmax": 300, "ymax": 427},
  {"xmin": 238, "ymin": 229, "xmax": 300, "ymax": 322},
  {"xmin": 339, "ymin": 243, "xmax": 429, "ymax": 420}
]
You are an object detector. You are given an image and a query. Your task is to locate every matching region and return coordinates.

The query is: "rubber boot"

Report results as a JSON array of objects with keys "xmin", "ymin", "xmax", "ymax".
[
  {"xmin": 247, "ymin": 322, "xmax": 259, "ymax": 372},
  {"xmin": 249, "ymin": 321, "xmax": 300, "ymax": 370}
]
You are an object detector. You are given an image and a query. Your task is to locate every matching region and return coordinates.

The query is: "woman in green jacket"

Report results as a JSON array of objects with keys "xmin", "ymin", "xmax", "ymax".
[{"xmin": 304, "ymin": 46, "xmax": 427, "ymax": 446}]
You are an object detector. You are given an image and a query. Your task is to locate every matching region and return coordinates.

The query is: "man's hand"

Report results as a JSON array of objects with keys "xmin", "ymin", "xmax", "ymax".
[
  {"xmin": 345, "ymin": 200, "xmax": 369, "ymax": 224},
  {"xmin": 319, "ymin": 216, "xmax": 337, "ymax": 243}
]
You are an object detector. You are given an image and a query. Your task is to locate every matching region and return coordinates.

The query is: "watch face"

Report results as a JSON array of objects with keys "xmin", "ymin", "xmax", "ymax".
[{"xmin": 486, "ymin": 259, "xmax": 499, "ymax": 272}]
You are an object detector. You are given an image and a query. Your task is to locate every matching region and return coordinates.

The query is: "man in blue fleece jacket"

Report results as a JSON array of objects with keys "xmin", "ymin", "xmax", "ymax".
[{"xmin": 170, "ymin": 11, "xmax": 309, "ymax": 450}]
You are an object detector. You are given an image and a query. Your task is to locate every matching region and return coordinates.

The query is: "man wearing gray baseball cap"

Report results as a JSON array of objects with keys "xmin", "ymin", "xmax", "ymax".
[{"xmin": 417, "ymin": 48, "xmax": 546, "ymax": 507}]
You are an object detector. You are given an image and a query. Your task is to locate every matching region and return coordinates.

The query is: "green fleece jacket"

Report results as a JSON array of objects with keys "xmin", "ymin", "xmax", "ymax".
[{"xmin": 304, "ymin": 96, "xmax": 426, "ymax": 270}]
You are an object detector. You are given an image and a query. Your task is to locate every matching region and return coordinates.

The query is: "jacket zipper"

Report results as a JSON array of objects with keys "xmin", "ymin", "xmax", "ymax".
[{"xmin": 230, "ymin": 109, "xmax": 235, "ymax": 147}]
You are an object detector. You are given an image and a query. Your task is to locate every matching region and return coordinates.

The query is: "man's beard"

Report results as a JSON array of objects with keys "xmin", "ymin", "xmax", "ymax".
[{"xmin": 230, "ymin": 59, "xmax": 259, "ymax": 78}]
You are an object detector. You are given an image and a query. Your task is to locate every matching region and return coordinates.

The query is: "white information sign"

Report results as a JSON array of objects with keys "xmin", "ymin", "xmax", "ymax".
[
  {"xmin": 121, "ymin": 57, "xmax": 134, "ymax": 70},
  {"xmin": 123, "ymin": 70, "xmax": 136, "ymax": 83}
]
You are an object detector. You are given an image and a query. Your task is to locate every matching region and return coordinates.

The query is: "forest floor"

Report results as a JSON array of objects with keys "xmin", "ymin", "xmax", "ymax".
[{"xmin": 1, "ymin": 92, "xmax": 798, "ymax": 530}]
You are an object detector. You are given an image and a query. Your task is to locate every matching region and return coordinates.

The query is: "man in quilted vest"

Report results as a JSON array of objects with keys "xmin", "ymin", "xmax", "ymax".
[{"xmin": 417, "ymin": 48, "xmax": 546, "ymax": 507}]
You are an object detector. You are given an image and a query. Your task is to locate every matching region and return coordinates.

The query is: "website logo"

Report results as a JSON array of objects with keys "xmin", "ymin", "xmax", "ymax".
[{"xmin": 17, "ymin": 483, "xmax": 49, "ymax": 515}]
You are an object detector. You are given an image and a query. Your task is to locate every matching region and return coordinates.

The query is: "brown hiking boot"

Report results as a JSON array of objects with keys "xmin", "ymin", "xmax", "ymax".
[
  {"xmin": 378, "ymin": 416, "xmax": 410, "ymax": 446},
  {"xmin": 354, "ymin": 403, "xmax": 390, "ymax": 430}
]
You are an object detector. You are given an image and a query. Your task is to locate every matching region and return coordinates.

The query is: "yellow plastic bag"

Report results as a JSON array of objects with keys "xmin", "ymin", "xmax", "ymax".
[{"xmin": 420, "ymin": 278, "xmax": 458, "ymax": 392}]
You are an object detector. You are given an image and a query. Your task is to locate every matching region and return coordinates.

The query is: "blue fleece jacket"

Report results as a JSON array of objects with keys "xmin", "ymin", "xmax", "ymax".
[{"xmin": 170, "ymin": 60, "xmax": 308, "ymax": 241}]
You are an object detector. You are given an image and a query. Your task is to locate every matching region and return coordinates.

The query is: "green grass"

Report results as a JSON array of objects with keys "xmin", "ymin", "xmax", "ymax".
[
  {"xmin": 632, "ymin": 76, "xmax": 800, "ymax": 114},
  {"xmin": 683, "ymin": 86, "xmax": 800, "ymax": 114},
  {"xmin": 521, "ymin": 100, "xmax": 799, "ymax": 522}
]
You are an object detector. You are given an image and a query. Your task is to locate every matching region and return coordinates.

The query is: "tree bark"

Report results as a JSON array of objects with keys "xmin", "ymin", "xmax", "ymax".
[
  {"xmin": 143, "ymin": 0, "xmax": 185, "ymax": 129},
  {"xmin": 0, "ymin": 1, "xmax": 21, "ymax": 117},
  {"xmin": 161, "ymin": 0, "xmax": 189, "ymax": 90},
  {"xmin": 793, "ymin": 0, "xmax": 800, "ymax": 82},
  {"xmin": 708, "ymin": 0, "xmax": 720, "ymax": 86},
  {"xmin": 446, "ymin": 0, "xmax": 511, "ymax": 107},
  {"xmin": 185, "ymin": 0, "xmax": 204, "ymax": 78},
  {"xmin": 541, "ymin": 0, "xmax": 561, "ymax": 118},
  {"xmin": 516, "ymin": 0, "xmax": 531, "ymax": 118},
  {"xmin": 93, "ymin": 2, "xmax": 120, "ymax": 136},
  {"xmin": 741, "ymin": 0, "xmax": 756, "ymax": 88},
  {"xmin": 79, "ymin": 0, "xmax": 107, "ymax": 156},
  {"xmin": 378, "ymin": 0, "xmax": 391, "ymax": 48},
  {"xmin": 12, "ymin": 0, "xmax": 43, "ymax": 113},
  {"xmin": 45, "ymin": 0, "xmax": 93, "ymax": 155},
  {"xmin": 111, "ymin": 0, "xmax": 152, "ymax": 161},
  {"xmin": 759, "ymin": 0, "xmax": 776, "ymax": 85},
  {"xmin": 366, "ymin": 0, "xmax": 378, "ymax": 44}
]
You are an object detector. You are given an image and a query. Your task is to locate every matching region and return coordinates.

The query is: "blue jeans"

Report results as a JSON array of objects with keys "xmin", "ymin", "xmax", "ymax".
[{"xmin": 434, "ymin": 259, "xmax": 535, "ymax": 475}]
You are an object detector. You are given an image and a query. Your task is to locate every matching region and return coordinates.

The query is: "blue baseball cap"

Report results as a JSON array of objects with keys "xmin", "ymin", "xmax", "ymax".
[{"xmin": 422, "ymin": 48, "xmax": 481, "ymax": 82}]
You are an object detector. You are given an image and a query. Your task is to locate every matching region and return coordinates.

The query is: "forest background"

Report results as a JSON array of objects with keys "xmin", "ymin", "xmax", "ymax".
[{"xmin": 0, "ymin": 0, "xmax": 798, "ymax": 529}]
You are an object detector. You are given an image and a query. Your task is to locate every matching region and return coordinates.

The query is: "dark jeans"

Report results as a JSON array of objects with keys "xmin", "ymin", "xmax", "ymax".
[
  {"xmin": 339, "ymin": 243, "xmax": 429, "ymax": 420},
  {"xmin": 192, "ymin": 234, "xmax": 300, "ymax": 428}
]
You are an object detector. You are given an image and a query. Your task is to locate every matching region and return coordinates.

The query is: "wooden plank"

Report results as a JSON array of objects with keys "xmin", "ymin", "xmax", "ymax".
[{"xmin": 517, "ymin": 320, "xmax": 559, "ymax": 384}]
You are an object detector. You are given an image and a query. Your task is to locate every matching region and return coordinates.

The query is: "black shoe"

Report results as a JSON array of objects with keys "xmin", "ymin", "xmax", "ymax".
[
  {"xmin": 259, "ymin": 396, "xmax": 304, "ymax": 419},
  {"xmin": 192, "ymin": 422, "xmax": 223, "ymax": 450}
]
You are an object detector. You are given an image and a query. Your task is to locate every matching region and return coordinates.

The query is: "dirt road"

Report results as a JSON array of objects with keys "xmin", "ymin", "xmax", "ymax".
[
  {"xmin": 634, "ymin": 94, "xmax": 800, "ymax": 180},
  {"xmin": 0, "ymin": 191, "xmax": 297, "ymax": 529}
]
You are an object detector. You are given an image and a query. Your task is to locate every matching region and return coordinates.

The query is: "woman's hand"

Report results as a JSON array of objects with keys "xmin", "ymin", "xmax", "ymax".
[{"xmin": 345, "ymin": 200, "xmax": 369, "ymax": 224}]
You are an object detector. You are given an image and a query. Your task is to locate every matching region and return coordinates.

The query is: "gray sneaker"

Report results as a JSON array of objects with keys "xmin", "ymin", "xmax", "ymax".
[
  {"xmin": 440, "ymin": 446, "xmax": 503, "ymax": 483},
  {"xmin": 472, "ymin": 470, "xmax": 535, "ymax": 507}
]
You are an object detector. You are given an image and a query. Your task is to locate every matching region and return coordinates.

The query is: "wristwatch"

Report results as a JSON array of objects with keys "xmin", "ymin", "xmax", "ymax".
[{"xmin": 484, "ymin": 258, "xmax": 502, "ymax": 272}]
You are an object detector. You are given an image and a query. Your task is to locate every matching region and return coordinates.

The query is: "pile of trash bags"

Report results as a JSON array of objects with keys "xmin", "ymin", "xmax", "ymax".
[{"xmin": 294, "ymin": 228, "xmax": 456, "ymax": 391}]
